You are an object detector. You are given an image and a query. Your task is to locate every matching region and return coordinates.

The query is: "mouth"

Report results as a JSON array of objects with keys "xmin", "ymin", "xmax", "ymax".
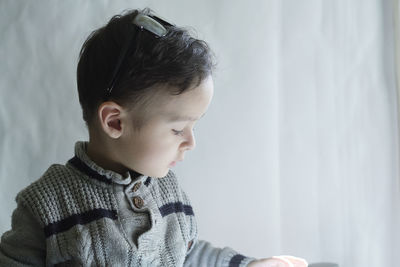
[
  {"xmin": 169, "ymin": 161, "xmax": 177, "ymax": 167},
  {"xmin": 170, "ymin": 157, "xmax": 184, "ymax": 167}
]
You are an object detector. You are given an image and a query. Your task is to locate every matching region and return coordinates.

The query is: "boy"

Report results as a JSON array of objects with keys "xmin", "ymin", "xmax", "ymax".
[{"xmin": 0, "ymin": 8, "xmax": 307, "ymax": 267}]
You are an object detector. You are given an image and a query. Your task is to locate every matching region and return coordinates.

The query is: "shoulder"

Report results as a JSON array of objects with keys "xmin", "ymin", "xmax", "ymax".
[
  {"xmin": 154, "ymin": 170, "xmax": 186, "ymax": 201},
  {"xmin": 153, "ymin": 170, "xmax": 195, "ymax": 217},
  {"xmin": 13, "ymin": 164, "xmax": 71, "ymax": 226},
  {"xmin": 162, "ymin": 170, "xmax": 192, "ymax": 203},
  {"xmin": 16, "ymin": 164, "xmax": 74, "ymax": 202},
  {"xmin": 15, "ymin": 163, "xmax": 113, "ymax": 227}
]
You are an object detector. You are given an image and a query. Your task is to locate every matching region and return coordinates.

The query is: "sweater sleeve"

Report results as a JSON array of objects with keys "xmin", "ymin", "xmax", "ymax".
[
  {"xmin": 183, "ymin": 239, "xmax": 256, "ymax": 267},
  {"xmin": 178, "ymin": 183, "xmax": 256, "ymax": 267},
  {"xmin": 0, "ymin": 201, "xmax": 46, "ymax": 266}
]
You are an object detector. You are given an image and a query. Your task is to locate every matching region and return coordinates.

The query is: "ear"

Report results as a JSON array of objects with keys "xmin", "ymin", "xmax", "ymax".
[{"xmin": 97, "ymin": 101, "xmax": 126, "ymax": 139}]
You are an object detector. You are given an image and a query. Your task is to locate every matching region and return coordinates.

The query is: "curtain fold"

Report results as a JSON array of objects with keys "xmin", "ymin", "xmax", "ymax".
[{"xmin": 277, "ymin": 0, "xmax": 400, "ymax": 266}]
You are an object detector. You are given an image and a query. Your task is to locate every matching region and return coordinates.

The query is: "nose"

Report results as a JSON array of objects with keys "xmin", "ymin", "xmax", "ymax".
[{"xmin": 183, "ymin": 130, "xmax": 196, "ymax": 151}]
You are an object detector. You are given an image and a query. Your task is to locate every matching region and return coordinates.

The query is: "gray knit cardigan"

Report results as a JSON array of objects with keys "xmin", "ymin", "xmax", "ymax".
[{"xmin": 0, "ymin": 141, "xmax": 256, "ymax": 266}]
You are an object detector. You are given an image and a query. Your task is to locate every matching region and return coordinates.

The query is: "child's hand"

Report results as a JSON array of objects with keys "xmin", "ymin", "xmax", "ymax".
[{"xmin": 247, "ymin": 255, "xmax": 308, "ymax": 267}]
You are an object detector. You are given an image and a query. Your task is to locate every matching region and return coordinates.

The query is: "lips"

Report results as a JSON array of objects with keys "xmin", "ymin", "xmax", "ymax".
[{"xmin": 171, "ymin": 157, "xmax": 184, "ymax": 166}]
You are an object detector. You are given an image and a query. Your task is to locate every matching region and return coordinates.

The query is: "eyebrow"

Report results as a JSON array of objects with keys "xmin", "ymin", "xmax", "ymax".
[{"xmin": 168, "ymin": 112, "xmax": 206, "ymax": 122}]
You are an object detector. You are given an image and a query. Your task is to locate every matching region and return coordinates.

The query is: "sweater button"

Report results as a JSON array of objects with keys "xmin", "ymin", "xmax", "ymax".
[
  {"xmin": 133, "ymin": 196, "xmax": 144, "ymax": 209},
  {"xmin": 132, "ymin": 181, "xmax": 142, "ymax": 192}
]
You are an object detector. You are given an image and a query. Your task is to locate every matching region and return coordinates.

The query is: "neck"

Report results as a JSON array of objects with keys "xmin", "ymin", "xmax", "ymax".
[{"xmin": 86, "ymin": 139, "xmax": 129, "ymax": 177}]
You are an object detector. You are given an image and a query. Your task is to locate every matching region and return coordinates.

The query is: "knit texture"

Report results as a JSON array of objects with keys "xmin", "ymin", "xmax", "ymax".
[{"xmin": 0, "ymin": 141, "xmax": 256, "ymax": 266}]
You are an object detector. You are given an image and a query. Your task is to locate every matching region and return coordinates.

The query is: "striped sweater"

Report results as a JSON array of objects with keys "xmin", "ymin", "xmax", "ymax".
[{"xmin": 0, "ymin": 141, "xmax": 256, "ymax": 266}]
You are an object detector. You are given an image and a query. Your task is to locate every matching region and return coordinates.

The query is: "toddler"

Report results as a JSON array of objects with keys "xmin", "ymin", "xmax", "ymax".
[{"xmin": 0, "ymin": 8, "xmax": 307, "ymax": 267}]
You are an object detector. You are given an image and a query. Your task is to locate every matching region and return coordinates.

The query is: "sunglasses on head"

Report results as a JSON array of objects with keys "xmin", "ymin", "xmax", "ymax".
[{"xmin": 105, "ymin": 13, "xmax": 174, "ymax": 97}]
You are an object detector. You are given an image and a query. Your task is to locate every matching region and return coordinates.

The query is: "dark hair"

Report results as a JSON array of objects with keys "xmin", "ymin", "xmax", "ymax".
[{"xmin": 77, "ymin": 7, "xmax": 216, "ymax": 132}]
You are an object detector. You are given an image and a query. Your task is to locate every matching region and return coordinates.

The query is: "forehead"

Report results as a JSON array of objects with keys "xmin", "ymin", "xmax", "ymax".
[
  {"xmin": 164, "ymin": 112, "xmax": 207, "ymax": 122},
  {"xmin": 152, "ymin": 77, "xmax": 213, "ymax": 121}
]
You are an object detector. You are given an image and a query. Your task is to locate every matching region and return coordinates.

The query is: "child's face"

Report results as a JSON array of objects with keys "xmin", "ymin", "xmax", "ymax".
[{"xmin": 117, "ymin": 75, "xmax": 214, "ymax": 178}]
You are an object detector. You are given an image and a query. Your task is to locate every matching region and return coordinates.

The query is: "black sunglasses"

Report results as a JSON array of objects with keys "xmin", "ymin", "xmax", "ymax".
[{"xmin": 105, "ymin": 13, "xmax": 174, "ymax": 97}]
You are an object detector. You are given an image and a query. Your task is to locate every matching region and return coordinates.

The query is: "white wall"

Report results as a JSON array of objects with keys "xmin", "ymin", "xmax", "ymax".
[{"xmin": 1, "ymin": 1, "xmax": 399, "ymax": 266}]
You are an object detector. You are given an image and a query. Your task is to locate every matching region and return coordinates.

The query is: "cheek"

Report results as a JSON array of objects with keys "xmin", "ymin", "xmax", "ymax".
[{"xmin": 135, "ymin": 132, "xmax": 177, "ymax": 160}]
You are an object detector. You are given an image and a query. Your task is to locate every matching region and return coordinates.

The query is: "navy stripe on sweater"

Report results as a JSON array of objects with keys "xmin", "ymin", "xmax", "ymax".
[
  {"xmin": 67, "ymin": 156, "xmax": 112, "ymax": 184},
  {"xmin": 229, "ymin": 254, "xmax": 246, "ymax": 267},
  {"xmin": 144, "ymin": 177, "xmax": 151, "ymax": 186},
  {"xmin": 159, "ymin": 202, "xmax": 194, "ymax": 217},
  {"xmin": 43, "ymin": 208, "xmax": 118, "ymax": 238}
]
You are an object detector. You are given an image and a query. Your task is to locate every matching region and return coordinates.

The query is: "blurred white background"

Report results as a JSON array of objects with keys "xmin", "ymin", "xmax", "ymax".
[{"xmin": 1, "ymin": 1, "xmax": 400, "ymax": 266}]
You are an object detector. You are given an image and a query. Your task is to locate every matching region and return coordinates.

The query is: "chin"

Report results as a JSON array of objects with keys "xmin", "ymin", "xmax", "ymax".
[{"xmin": 150, "ymin": 169, "xmax": 170, "ymax": 179}]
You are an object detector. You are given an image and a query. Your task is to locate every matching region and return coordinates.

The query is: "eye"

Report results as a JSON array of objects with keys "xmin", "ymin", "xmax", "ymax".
[
  {"xmin": 172, "ymin": 127, "xmax": 196, "ymax": 136},
  {"xmin": 172, "ymin": 129, "xmax": 184, "ymax": 136}
]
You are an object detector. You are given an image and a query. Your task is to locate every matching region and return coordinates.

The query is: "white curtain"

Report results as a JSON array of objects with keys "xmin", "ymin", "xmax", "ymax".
[
  {"xmin": 274, "ymin": 1, "xmax": 400, "ymax": 266},
  {"xmin": 0, "ymin": 1, "xmax": 399, "ymax": 266}
]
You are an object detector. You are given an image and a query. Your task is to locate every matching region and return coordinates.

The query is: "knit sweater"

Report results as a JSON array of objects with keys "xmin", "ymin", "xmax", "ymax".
[{"xmin": 0, "ymin": 141, "xmax": 256, "ymax": 266}]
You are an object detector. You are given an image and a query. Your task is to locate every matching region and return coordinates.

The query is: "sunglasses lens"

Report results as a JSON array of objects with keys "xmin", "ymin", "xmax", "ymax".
[{"xmin": 133, "ymin": 14, "xmax": 167, "ymax": 37}]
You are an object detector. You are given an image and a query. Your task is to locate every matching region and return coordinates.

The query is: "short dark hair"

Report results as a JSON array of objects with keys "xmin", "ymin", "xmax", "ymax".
[{"xmin": 76, "ymin": 7, "xmax": 216, "ymax": 132}]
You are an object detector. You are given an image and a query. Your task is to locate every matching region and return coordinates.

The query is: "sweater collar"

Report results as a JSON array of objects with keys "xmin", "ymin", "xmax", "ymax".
[{"xmin": 67, "ymin": 141, "xmax": 147, "ymax": 185}]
